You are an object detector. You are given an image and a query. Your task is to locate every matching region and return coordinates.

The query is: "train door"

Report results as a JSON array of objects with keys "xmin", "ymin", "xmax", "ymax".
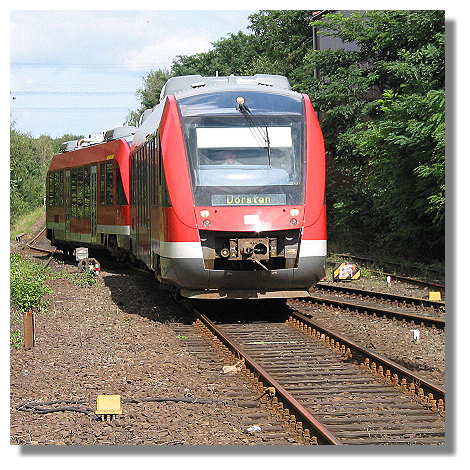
[
  {"xmin": 64, "ymin": 169, "xmax": 71, "ymax": 239},
  {"xmin": 142, "ymin": 144, "xmax": 152, "ymax": 267},
  {"xmin": 90, "ymin": 165, "xmax": 97, "ymax": 243},
  {"xmin": 133, "ymin": 143, "xmax": 152, "ymax": 268}
]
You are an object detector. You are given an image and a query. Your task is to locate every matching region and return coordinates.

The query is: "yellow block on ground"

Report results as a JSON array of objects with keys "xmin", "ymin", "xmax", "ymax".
[
  {"xmin": 95, "ymin": 395, "xmax": 122, "ymax": 415},
  {"xmin": 429, "ymin": 291, "xmax": 442, "ymax": 301}
]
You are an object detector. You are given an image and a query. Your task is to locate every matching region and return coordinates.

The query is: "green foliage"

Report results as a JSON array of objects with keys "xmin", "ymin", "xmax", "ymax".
[
  {"xmin": 10, "ymin": 330, "xmax": 23, "ymax": 349},
  {"xmin": 73, "ymin": 271, "xmax": 98, "ymax": 288},
  {"xmin": 10, "ymin": 253, "xmax": 52, "ymax": 312},
  {"xmin": 10, "ymin": 127, "xmax": 82, "ymax": 226},
  {"xmin": 125, "ymin": 69, "xmax": 171, "ymax": 125},
  {"xmin": 305, "ymin": 10, "xmax": 445, "ymax": 259}
]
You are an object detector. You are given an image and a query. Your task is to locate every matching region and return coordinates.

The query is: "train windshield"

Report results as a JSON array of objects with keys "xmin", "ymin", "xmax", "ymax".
[{"xmin": 182, "ymin": 114, "xmax": 305, "ymax": 206}]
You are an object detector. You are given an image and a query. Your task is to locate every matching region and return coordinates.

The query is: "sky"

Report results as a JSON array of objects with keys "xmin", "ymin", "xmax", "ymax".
[{"xmin": 10, "ymin": 10, "xmax": 254, "ymax": 138}]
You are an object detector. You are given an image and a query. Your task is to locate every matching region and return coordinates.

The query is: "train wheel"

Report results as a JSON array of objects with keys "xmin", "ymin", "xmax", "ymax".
[{"xmin": 169, "ymin": 286, "xmax": 183, "ymax": 304}]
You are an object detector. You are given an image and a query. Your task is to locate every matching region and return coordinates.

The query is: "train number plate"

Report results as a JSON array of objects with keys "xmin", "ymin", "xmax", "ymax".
[{"xmin": 211, "ymin": 194, "xmax": 286, "ymax": 206}]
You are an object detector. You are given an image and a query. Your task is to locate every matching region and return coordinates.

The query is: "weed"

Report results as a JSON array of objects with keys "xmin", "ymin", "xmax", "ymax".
[
  {"xmin": 359, "ymin": 266, "xmax": 374, "ymax": 279},
  {"xmin": 176, "ymin": 335, "xmax": 188, "ymax": 340},
  {"xmin": 10, "ymin": 330, "xmax": 23, "ymax": 349},
  {"xmin": 73, "ymin": 271, "xmax": 98, "ymax": 288}
]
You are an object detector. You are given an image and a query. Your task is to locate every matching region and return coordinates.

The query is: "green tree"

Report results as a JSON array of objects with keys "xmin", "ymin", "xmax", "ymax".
[
  {"xmin": 10, "ymin": 127, "xmax": 82, "ymax": 226},
  {"xmin": 305, "ymin": 10, "xmax": 445, "ymax": 258},
  {"xmin": 126, "ymin": 69, "xmax": 172, "ymax": 125}
]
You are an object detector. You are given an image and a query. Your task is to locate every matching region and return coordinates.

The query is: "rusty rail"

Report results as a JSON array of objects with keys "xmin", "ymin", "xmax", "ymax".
[
  {"xmin": 304, "ymin": 294, "xmax": 445, "ymax": 328},
  {"xmin": 22, "ymin": 227, "xmax": 56, "ymax": 255},
  {"xmin": 315, "ymin": 282, "xmax": 445, "ymax": 309},
  {"xmin": 287, "ymin": 310, "xmax": 445, "ymax": 411},
  {"xmin": 192, "ymin": 309, "xmax": 342, "ymax": 445}
]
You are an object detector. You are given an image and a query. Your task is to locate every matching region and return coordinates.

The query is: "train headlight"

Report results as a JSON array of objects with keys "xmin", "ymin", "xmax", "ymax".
[
  {"xmin": 290, "ymin": 208, "xmax": 299, "ymax": 217},
  {"xmin": 200, "ymin": 210, "xmax": 210, "ymax": 218},
  {"xmin": 202, "ymin": 219, "xmax": 211, "ymax": 227},
  {"xmin": 290, "ymin": 218, "xmax": 298, "ymax": 225}
]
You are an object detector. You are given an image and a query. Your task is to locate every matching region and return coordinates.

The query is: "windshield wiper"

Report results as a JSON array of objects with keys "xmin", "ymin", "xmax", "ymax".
[{"xmin": 237, "ymin": 103, "xmax": 272, "ymax": 167}]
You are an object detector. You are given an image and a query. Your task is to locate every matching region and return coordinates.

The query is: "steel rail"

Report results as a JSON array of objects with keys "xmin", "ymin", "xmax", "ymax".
[
  {"xmin": 192, "ymin": 308, "xmax": 342, "ymax": 445},
  {"xmin": 22, "ymin": 226, "xmax": 56, "ymax": 254},
  {"xmin": 332, "ymin": 252, "xmax": 444, "ymax": 276},
  {"xmin": 304, "ymin": 294, "xmax": 445, "ymax": 329},
  {"xmin": 23, "ymin": 226, "xmax": 46, "ymax": 248},
  {"xmin": 382, "ymin": 272, "xmax": 445, "ymax": 291},
  {"xmin": 288, "ymin": 309, "xmax": 446, "ymax": 408},
  {"xmin": 315, "ymin": 282, "xmax": 445, "ymax": 309},
  {"xmin": 331, "ymin": 254, "xmax": 445, "ymax": 291}
]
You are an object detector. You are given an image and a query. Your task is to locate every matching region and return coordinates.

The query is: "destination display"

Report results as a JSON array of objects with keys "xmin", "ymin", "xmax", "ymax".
[{"xmin": 211, "ymin": 194, "xmax": 287, "ymax": 206}]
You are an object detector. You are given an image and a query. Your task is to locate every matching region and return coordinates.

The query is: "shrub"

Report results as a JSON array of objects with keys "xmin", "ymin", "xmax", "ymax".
[{"xmin": 10, "ymin": 253, "xmax": 51, "ymax": 311}]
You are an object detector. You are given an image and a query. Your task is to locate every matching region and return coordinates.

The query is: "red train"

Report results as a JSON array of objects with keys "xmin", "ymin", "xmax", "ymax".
[{"xmin": 47, "ymin": 74, "xmax": 327, "ymax": 299}]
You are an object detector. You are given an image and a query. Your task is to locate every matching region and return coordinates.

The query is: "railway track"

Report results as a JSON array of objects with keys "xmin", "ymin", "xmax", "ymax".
[
  {"xmin": 21, "ymin": 227, "xmax": 56, "ymax": 255},
  {"xmin": 331, "ymin": 253, "xmax": 445, "ymax": 292},
  {"xmin": 315, "ymin": 283, "xmax": 445, "ymax": 310},
  {"xmin": 171, "ymin": 322, "xmax": 307, "ymax": 445},
  {"xmin": 183, "ymin": 305, "xmax": 445, "ymax": 445},
  {"xmin": 298, "ymin": 290, "xmax": 445, "ymax": 329}
]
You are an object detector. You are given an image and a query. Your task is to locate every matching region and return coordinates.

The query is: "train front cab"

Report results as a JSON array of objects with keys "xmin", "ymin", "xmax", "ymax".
[{"xmin": 133, "ymin": 88, "xmax": 326, "ymax": 299}]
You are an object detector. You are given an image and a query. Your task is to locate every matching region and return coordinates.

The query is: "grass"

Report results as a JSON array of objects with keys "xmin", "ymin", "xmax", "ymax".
[
  {"xmin": 10, "ymin": 253, "xmax": 52, "ymax": 312},
  {"xmin": 10, "ymin": 206, "xmax": 45, "ymax": 240}
]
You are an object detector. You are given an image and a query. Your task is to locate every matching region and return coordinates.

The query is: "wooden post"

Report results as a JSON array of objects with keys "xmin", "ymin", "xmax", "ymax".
[{"xmin": 23, "ymin": 311, "xmax": 35, "ymax": 349}]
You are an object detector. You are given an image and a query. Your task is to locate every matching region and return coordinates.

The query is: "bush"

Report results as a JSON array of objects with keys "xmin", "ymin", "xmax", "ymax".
[
  {"xmin": 10, "ymin": 253, "xmax": 51, "ymax": 311},
  {"xmin": 73, "ymin": 271, "xmax": 98, "ymax": 288}
]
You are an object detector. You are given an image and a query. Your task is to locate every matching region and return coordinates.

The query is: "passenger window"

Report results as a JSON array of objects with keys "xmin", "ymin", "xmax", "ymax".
[
  {"xmin": 83, "ymin": 167, "xmax": 90, "ymax": 216},
  {"xmin": 116, "ymin": 165, "xmax": 127, "ymax": 205},
  {"xmin": 99, "ymin": 163, "xmax": 106, "ymax": 205},
  {"xmin": 105, "ymin": 162, "xmax": 114, "ymax": 205}
]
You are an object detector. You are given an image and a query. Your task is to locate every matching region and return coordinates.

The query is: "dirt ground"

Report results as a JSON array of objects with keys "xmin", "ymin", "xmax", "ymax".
[
  {"xmin": 10, "ymin": 250, "xmax": 296, "ymax": 446},
  {"xmin": 10, "ymin": 242, "xmax": 446, "ymax": 445}
]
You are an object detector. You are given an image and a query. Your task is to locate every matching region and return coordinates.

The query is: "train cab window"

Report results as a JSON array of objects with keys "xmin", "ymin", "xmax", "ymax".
[{"xmin": 182, "ymin": 115, "xmax": 305, "ymax": 206}]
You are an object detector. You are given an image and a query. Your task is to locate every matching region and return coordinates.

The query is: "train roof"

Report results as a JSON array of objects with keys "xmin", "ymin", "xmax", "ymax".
[
  {"xmin": 133, "ymin": 74, "xmax": 300, "ymax": 147},
  {"xmin": 160, "ymin": 74, "xmax": 294, "ymax": 101}
]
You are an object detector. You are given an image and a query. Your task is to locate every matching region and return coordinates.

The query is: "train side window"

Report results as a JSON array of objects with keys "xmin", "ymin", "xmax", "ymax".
[
  {"xmin": 105, "ymin": 161, "xmax": 114, "ymax": 205},
  {"xmin": 46, "ymin": 173, "xmax": 53, "ymax": 207},
  {"xmin": 99, "ymin": 163, "xmax": 106, "ymax": 205},
  {"xmin": 55, "ymin": 172, "xmax": 60, "ymax": 206},
  {"xmin": 150, "ymin": 136, "xmax": 158, "ymax": 207},
  {"xmin": 76, "ymin": 167, "xmax": 84, "ymax": 217},
  {"xmin": 70, "ymin": 168, "xmax": 78, "ymax": 217},
  {"xmin": 116, "ymin": 165, "xmax": 127, "ymax": 205},
  {"xmin": 83, "ymin": 166, "xmax": 90, "ymax": 216},
  {"xmin": 58, "ymin": 170, "xmax": 64, "ymax": 206}
]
